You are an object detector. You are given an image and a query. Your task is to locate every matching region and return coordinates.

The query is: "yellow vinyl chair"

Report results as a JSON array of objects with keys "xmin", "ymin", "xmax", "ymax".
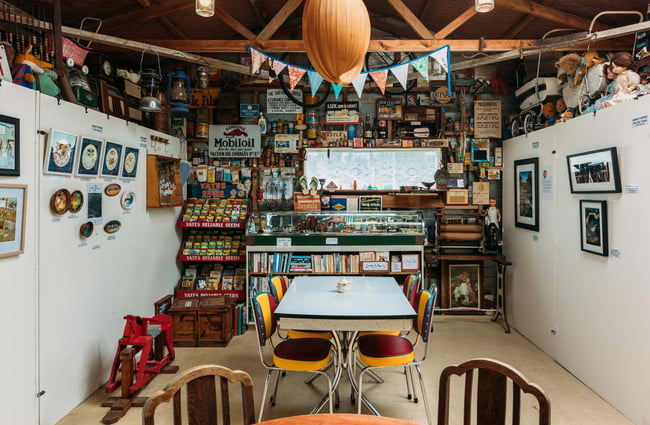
[
  {"xmin": 355, "ymin": 288, "xmax": 436, "ymax": 425},
  {"xmin": 251, "ymin": 291, "xmax": 335, "ymax": 422}
]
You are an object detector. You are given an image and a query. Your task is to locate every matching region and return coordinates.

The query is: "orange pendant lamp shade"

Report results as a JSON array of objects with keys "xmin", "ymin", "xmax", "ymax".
[{"xmin": 302, "ymin": 0, "xmax": 371, "ymax": 85}]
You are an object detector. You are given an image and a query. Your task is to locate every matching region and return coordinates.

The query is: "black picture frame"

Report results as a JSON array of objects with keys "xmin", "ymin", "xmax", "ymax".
[
  {"xmin": 100, "ymin": 141, "xmax": 123, "ymax": 178},
  {"xmin": 514, "ymin": 157, "xmax": 539, "ymax": 231},
  {"xmin": 566, "ymin": 147, "xmax": 621, "ymax": 193},
  {"xmin": 580, "ymin": 200, "xmax": 608, "ymax": 256},
  {"xmin": 75, "ymin": 137, "xmax": 103, "ymax": 177},
  {"xmin": 121, "ymin": 146, "xmax": 139, "ymax": 179},
  {"xmin": 0, "ymin": 114, "xmax": 20, "ymax": 176}
]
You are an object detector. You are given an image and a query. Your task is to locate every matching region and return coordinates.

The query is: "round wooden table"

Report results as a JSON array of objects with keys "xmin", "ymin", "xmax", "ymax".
[{"xmin": 258, "ymin": 413, "xmax": 419, "ymax": 425}]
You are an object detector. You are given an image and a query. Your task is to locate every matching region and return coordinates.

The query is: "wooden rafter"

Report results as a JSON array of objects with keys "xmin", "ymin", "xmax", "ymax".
[
  {"xmin": 497, "ymin": 0, "xmax": 608, "ymax": 32},
  {"xmin": 434, "ymin": 6, "xmax": 477, "ymax": 39},
  {"xmin": 101, "ymin": 0, "xmax": 191, "ymax": 32},
  {"xmin": 214, "ymin": 3, "xmax": 257, "ymax": 40},
  {"xmin": 255, "ymin": 0, "xmax": 303, "ymax": 40},
  {"xmin": 502, "ymin": 0, "xmax": 557, "ymax": 38},
  {"xmin": 134, "ymin": 0, "xmax": 188, "ymax": 39},
  {"xmin": 385, "ymin": 0, "xmax": 435, "ymax": 39},
  {"xmin": 247, "ymin": 0, "xmax": 269, "ymax": 28}
]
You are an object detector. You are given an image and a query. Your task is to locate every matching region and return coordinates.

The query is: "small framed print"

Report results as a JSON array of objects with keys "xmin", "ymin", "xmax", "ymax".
[
  {"xmin": 101, "ymin": 141, "xmax": 123, "ymax": 178},
  {"xmin": 446, "ymin": 189, "xmax": 469, "ymax": 205},
  {"xmin": 0, "ymin": 114, "xmax": 20, "ymax": 176},
  {"xmin": 514, "ymin": 157, "xmax": 539, "ymax": 231},
  {"xmin": 376, "ymin": 98, "xmax": 403, "ymax": 120},
  {"xmin": 566, "ymin": 147, "xmax": 621, "ymax": 193},
  {"xmin": 448, "ymin": 263, "xmax": 482, "ymax": 309},
  {"xmin": 580, "ymin": 200, "xmax": 608, "ymax": 256},
  {"xmin": 121, "ymin": 146, "xmax": 139, "ymax": 179},
  {"xmin": 401, "ymin": 254, "xmax": 420, "ymax": 272},
  {"xmin": 75, "ymin": 137, "xmax": 103, "ymax": 177},
  {"xmin": 44, "ymin": 129, "xmax": 79, "ymax": 175},
  {"xmin": 0, "ymin": 184, "xmax": 27, "ymax": 258}
]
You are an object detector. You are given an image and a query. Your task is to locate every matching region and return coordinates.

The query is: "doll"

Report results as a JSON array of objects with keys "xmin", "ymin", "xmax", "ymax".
[
  {"xmin": 484, "ymin": 197, "xmax": 501, "ymax": 251},
  {"xmin": 601, "ymin": 52, "xmax": 640, "ymax": 108}
]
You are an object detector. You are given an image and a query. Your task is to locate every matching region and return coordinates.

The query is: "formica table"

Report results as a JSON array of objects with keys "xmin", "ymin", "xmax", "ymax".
[{"xmin": 258, "ymin": 413, "xmax": 419, "ymax": 425}]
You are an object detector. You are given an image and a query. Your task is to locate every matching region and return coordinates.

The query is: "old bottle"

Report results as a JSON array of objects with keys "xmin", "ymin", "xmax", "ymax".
[
  {"xmin": 258, "ymin": 112, "xmax": 267, "ymax": 135},
  {"xmin": 363, "ymin": 113, "xmax": 373, "ymax": 138}
]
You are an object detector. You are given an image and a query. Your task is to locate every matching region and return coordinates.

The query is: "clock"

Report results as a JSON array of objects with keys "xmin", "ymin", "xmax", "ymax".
[{"xmin": 85, "ymin": 52, "xmax": 115, "ymax": 82}]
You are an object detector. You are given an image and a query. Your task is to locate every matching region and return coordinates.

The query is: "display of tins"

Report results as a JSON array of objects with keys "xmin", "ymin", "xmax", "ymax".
[
  {"xmin": 121, "ymin": 191, "xmax": 135, "ymax": 210},
  {"xmin": 68, "ymin": 190, "xmax": 84, "ymax": 214},
  {"xmin": 104, "ymin": 183, "xmax": 121, "ymax": 196},
  {"xmin": 50, "ymin": 189, "xmax": 70, "ymax": 215},
  {"xmin": 104, "ymin": 220, "xmax": 122, "ymax": 234},
  {"xmin": 80, "ymin": 221, "xmax": 94, "ymax": 238}
]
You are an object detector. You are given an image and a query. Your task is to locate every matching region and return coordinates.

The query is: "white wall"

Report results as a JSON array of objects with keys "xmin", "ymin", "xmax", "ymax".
[
  {"xmin": 504, "ymin": 95, "xmax": 650, "ymax": 425},
  {"xmin": 0, "ymin": 83, "xmax": 182, "ymax": 425}
]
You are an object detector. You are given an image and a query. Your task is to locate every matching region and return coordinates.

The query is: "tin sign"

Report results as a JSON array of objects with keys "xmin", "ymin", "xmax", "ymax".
[
  {"xmin": 266, "ymin": 89, "xmax": 303, "ymax": 114},
  {"xmin": 240, "ymin": 103, "xmax": 259, "ymax": 117},
  {"xmin": 209, "ymin": 124, "xmax": 261, "ymax": 158}
]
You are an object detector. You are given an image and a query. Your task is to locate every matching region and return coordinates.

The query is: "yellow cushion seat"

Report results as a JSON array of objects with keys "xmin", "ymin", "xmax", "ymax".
[
  {"xmin": 273, "ymin": 338, "xmax": 332, "ymax": 371},
  {"xmin": 357, "ymin": 334, "xmax": 415, "ymax": 367}
]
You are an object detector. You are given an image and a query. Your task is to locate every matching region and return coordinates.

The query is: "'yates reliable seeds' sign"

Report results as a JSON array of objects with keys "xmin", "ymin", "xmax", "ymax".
[{"xmin": 209, "ymin": 124, "xmax": 261, "ymax": 158}]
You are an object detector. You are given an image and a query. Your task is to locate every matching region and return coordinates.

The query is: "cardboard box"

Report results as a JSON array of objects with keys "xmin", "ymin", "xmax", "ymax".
[{"xmin": 294, "ymin": 194, "xmax": 321, "ymax": 211}]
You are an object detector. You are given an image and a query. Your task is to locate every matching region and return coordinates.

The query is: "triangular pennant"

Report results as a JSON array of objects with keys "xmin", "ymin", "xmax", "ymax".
[
  {"xmin": 370, "ymin": 69, "xmax": 388, "ymax": 95},
  {"xmin": 352, "ymin": 73, "xmax": 368, "ymax": 98},
  {"xmin": 332, "ymin": 83, "xmax": 343, "ymax": 99},
  {"xmin": 430, "ymin": 46, "xmax": 449, "ymax": 74},
  {"xmin": 250, "ymin": 48, "xmax": 266, "ymax": 75},
  {"xmin": 390, "ymin": 63, "xmax": 410, "ymax": 89},
  {"xmin": 272, "ymin": 60, "xmax": 287, "ymax": 77},
  {"xmin": 288, "ymin": 66, "xmax": 307, "ymax": 90},
  {"xmin": 411, "ymin": 56, "xmax": 429, "ymax": 81},
  {"xmin": 308, "ymin": 71, "xmax": 324, "ymax": 96}
]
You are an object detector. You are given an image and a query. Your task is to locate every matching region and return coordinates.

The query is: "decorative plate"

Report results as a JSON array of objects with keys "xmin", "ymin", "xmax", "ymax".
[
  {"xmin": 121, "ymin": 191, "xmax": 135, "ymax": 210},
  {"xmin": 81, "ymin": 143, "xmax": 99, "ymax": 170},
  {"xmin": 123, "ymin": 151, "xmax": 137, "ymax": 174},
  {"xmin": 104, "ymin": 183, "xmax": 121, "ymax": 196},
  {"xmin": 50, "ymin": 189, "xmax": 70, "ymax": 215},
  {"xmin": 104, "ymin": 220, "xmax": 121, "ymax": 234},
  {"xmin": 104, "ymin": 147, "xmax": 119, "ymax": 171},
  {"xmin": 68, "ymin": 190, "xmax": 84, "ymax": 213},
  {"xmin": 79, "ymin": 221, "xmax": 94, "ymax": 238}
]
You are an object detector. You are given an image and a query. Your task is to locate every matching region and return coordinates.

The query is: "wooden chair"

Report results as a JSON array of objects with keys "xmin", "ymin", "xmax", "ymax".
[
  {"xmin": 142, "ymin": 364, "xmax": 255, "ymax": 425},
  {"xmin": 437, "ymin": 358, "xmax": 551, "ymax": 425}
]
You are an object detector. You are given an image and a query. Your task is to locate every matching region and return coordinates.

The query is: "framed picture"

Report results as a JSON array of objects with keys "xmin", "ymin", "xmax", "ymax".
[
  {"xmin": 376, "ymin": 98, "xmax": 403, "ymax": 120},
  {"xmin": 566, "ymin": 147, "xmax": 621, "ymax": 193},
  {"xmin": 101, "ymin": 141, "xmax": 123, "ymax": 178},
  {"xmin": 75, "ymin": 137, "xmax": 103, "ymax": 177},
  {"xmin": 44, "ymin": 129, "xmax": 79, "ymax": 175},
  {"xmin": 99, "ymin": 80, "xmax": 127, "ymax": 119},
  {"xmin": 446, "ymin": 188, "xmax": 469, "ymax": 205},
  {"xmin": 401, "ymin": 254, "xmax": 420, "ymax": 272},
  {"xmin": 121, "ymin": 146, "xmax": 140, "ymax": 179},
  {"xmin": 405, "ymin": 94, "xmax": 419, "ymax": 106},
  {"xmin": 0, "ymin": 114, "xmax": 20, "ymax": 176},
  {"xmin": 514, "ymin": 157, "xmax": 539, "ymax": 231},
  {"xmin": 448, "ymin": 263, "xmax": 481, "ymax": 309},
  {"xmin": 580, "ymin": 200, "xmax": 608, "ymax": 256},
  {"xmin": 0, "ymin": 184, "xmax": 27, "ymax": 258}
]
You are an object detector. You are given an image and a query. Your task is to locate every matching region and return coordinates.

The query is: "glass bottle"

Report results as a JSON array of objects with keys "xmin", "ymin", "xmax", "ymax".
[
  {"xmin": 363, "ymin": 113, "xmax": 373, "ymax": 138},
  {"xmin": 258, "ymin": 112, "xmax": 267, "ymax": 135}
]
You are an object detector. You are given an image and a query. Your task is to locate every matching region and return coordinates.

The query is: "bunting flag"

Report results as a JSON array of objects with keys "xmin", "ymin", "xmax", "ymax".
[
  {"xmin": 332, "ymin": 83, "xmax": 343, "ymax": 99},
  {"xmin": 390, "ymin": 63, "xmax": 409, "ymax": 90},
  {"xmin": 288, "ymin": 66, "xmax": 307, "ymax": 90},
  {"xmin": 250, "ymin": 47, "xmax": 266, "ymax": 75},
  {"xmin": 411, "ymin": 56, "xmax": 429, "ymax": 81},
  {"xmin": 307, "ymin": 70, "xmax": 324, "ymax": 96},
  {"xmin": 352, "ymin": 72, "xmax": 368, "ymax": 98},
  {"xmin": 369, "ymin": 69, "xmax": 388, "ymax": 94},
  {"xmin": 272, "ymin": 59, "xmax": 287, "ymax": 77}
]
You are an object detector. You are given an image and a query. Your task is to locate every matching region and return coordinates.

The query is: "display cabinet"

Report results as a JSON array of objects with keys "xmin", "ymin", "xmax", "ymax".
[{"xmin": 245, "ymin": 210, "xmax": 426, "ymax": 322}]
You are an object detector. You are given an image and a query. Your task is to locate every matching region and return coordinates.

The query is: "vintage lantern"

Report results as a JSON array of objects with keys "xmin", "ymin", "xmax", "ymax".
[
  {"xmin": 302, "ymin": 0, "xmax": 371, "ymax": 85},
  {"xmin": 167, "ymin": 68, "xmax": 192, "ymax": 114},
  {"xmin": 195, "ymin": 0, "xmax": 215, "ymax": 17},
  {"xmin": 138, "ymin": 50, "xmax": 162, "ymax": 113}
]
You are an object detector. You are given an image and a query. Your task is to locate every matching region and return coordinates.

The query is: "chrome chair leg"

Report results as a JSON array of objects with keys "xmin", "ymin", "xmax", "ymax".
[
  {"xmin": 415, "ymin": 364, "xmax": 432, "ymax": 425},
  {"xmin": 258, "ymin": 370, "xmax": 273, "ymax": 423},
  {"xmin": 270, "ymin": 369, "xmax": 281, "ymax": 406}
]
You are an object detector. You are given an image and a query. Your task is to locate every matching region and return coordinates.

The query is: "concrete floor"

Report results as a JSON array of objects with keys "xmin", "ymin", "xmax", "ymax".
[{"xmin": 56, "ymin": 316, "xmax": 633, "ymax": 425}]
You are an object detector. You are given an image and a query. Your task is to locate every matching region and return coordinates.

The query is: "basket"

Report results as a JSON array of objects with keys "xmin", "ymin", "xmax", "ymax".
[{"xmin": 46, "ymin": 33, "xmax": 89, "ymax": 66}]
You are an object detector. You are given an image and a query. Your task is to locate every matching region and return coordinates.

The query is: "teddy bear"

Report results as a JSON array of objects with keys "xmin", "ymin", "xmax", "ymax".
[
  {"xmin": 36, "ymin": 68, "xmax": 60, "ymax": 97},
  {"xmin": 541, "ymin": 101, "xmax": 556, "ymax": 127},
  {"xmin": 555, "ymin": 53, "xmax": 583, "ymax": 87},
  {"xmin": 555, "ymin": 97, "xmax": 572, "ymax": 122}
]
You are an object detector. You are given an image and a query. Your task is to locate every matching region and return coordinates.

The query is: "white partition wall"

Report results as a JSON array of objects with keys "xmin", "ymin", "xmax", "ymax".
[{"xmin": 504, "ymin": 95, "xmax": 650, "ymax": 425}]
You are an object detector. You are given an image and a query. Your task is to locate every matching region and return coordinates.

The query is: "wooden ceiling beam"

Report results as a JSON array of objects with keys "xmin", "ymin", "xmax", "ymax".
[
  {"xmin": 385, "ymin": 0, "xmax": 435, "ymax": 39},
  {"xmin": 497, "ymin": 0, "xmax": 607, "ymax": 32},
  {"xmin": 247, "ymin": 0, "xmax": 269, "ymax": 28},
  {"xmin": 502, "ymin": 0, "xmax": 556, "ymax": 38},
  {"xmin": 434, "ymin": 6, "xmax": 477, "ymax": 39},
  {"xmin": 101, "ymin": 0, "xmax": 192, "ymax": 32},
  {"xmin": 213, "ymin": 3, "xmax": 257, "ymax": 40},
  {"xmin": 134, "ymin": 0, "xmax": 188, "ymax": 40},
  {"xmin": 255, "ymin": 0, "xmax": 303, "ymax": 40}
]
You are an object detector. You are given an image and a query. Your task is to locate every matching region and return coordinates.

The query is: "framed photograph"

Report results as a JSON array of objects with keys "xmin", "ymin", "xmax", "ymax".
[
  {"xmin": 75, "ymin": 137, "xmax": 103, "ymax": 177},
  {"xmin": 566, "ymin": 147, "xmax": 621, "ymax": 193},
  {"xmin": 121, "ymin": 146, "xmax": 140, "ymax": 179},
  {"xmin": 0, "ymin": 184, "xmax": 27, "ymax": 258},
  {"xmin": 580, "ymin": 200, "xmax": 608, "ymax": 256},
  {"xmin": 0, "ymin": 114, "xmax": 20, "ymax": 176},
  {"xmin": 376, "ymin": 98, "xmax": 403, "ymax": 120},
  {"xmin": 446, "ymin": 188, "xmax": 469, "ymax": 205},
  {"xmin": 448, "ymin": 263, "xmax": 481, "ymax": 309},
  {"xmin": 514, "ymin": 157, "xmax": 539, "ymax": 231},
  {"xmin": 101, "ymin": 141, "xmax": 123, "ymax": 178},
  {"xmin": 405, "ymin": 94, "xmax": 419, "ymax": 106},
  {"xmin": 44, "ymin": 129, "xmax": 79, "ymax": 175},
  {"xmin": 401, "ymin": 254, "xmax": 420, "ymax": 272}
]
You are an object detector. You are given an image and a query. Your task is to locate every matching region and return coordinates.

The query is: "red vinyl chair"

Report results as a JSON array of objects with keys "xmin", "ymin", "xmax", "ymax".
[
  {"xmin": 355, "ymin": 288, "xmax": 436, "ymax": 425},
  {"xmin": 251, "ymin": 292, "xmax": 335, "ymax": 422}
]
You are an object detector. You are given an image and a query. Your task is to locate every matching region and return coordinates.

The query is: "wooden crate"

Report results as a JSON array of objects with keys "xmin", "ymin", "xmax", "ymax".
[
  {"xmin": 168, "ymin": 298, "xmax": 200, "ymax": 346},
  {"xmin": 197, "ymin": 297, "xmax": 233, "ymax": 347}
]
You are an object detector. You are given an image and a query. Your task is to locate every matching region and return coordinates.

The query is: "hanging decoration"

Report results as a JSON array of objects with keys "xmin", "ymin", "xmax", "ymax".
[
  {"xmin": 302, "ymin": 0, "xmax": 371, "ymax": 85},
  {"xmin": 246, "ymin": 45, "xmax": 452, "ymax": 100}
]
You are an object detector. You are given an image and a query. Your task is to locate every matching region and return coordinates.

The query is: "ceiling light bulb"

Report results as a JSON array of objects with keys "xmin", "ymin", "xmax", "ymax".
[
  {"xmin": 475, "ymin": 0, "xmax": 494, "ymax": 13},
  {"xmin": 196, "ymin": 0, "xmax": 215, "ymax": 17}
]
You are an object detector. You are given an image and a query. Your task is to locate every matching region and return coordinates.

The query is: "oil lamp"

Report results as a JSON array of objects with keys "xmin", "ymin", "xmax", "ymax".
[
  {"xmin": 138, "ymin": 50, "xmax": 162, "ymax": 113},
  {"xmin": 167, "ymin": 68, "xmax": 192, "ymax": 114}
]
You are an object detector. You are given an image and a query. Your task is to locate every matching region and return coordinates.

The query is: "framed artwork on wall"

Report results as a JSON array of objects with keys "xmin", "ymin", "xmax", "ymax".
[
  {"xmin": 75, "ymin": 137, "xmax": 103, "ymax": 177},
  {"xmin": 0, "ymin": 184, "xmax": 27, "ymax": 258},
  {"xmin": 100, "ymin": 141, "xmax": 123, "ymax": 178},
  {"xmin": 514, "ymin": 157, "xmax": 539, "ymax": 231},
  {"xmin": 580, "ymin": 200, "xmax": 608, "ymax": 256},
  {"xmin": 448, "ymin": 263, "xmax": 482, "ymax": 309},
  {"xmin": 0, "ymin": 114, "xmax": 20, "ymax": 176},
  {"xmin": 44, "ymin": 129, "xmax": 79, "ymax": 175},
  {"xmin": 566, "ymin": 147, "xmax": 621, "ymax": 193},
  {"xmin": 121, "ymin": 146, "xmax": 139, "ymax": 179}
]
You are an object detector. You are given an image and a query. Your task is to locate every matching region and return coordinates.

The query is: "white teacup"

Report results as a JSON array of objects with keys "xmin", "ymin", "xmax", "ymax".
[{"xmin": 336, "ymin": 278, "xmax": 351, "ymax": 293}]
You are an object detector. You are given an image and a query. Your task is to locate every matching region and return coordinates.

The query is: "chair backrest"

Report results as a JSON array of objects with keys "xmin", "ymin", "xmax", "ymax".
[
  {"xmin": 269, "ymin": 275, "xmax": 290, "ymax": 303},
  {"xmin": 251, "ymin": 292, "xmax": 278, "ymax": 346},
  {"xmin": 413, "ymin": 288, "xmax": 435, "ymax": 342},
  {"xmin": 142, "ymin": 364, "xmax": 256, "ymax": 425},
  {"xmin": 437, "ymin": 358, "xmax": 551, "ymax": 425},
  {"xmin": 403, "ymin": 273, "xmax": 420, "ymax": 306}
]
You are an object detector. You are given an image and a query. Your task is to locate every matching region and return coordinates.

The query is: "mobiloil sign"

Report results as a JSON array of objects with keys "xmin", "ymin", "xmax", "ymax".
[{"xmin": 209, "ymin": 124, "xmax": 261, "ymax": 158}]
